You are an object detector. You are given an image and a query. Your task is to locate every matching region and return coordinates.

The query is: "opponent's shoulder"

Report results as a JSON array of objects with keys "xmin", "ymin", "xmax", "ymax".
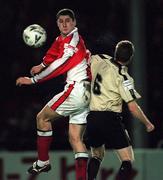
[
  {"xmin": 91, "ymin": 54, "xmax": 111, "ymax": 59},
  {"xmin": 91, "ymin": 54, "xmax": 112, "ymax": 63}
]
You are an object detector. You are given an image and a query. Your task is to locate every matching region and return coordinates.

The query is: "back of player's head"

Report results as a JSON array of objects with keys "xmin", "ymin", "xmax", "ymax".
[
  {"xmin": 56, "ymin": 8, "xmax": 76, "ymax": 21},
  {"xmin": 114, "ymin": 40, "xmax": 135, "ymax": 64}
]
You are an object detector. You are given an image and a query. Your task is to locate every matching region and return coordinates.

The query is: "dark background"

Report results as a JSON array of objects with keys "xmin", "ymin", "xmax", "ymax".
[{"xmin": 0, "ymin": 0, "xmax": 162, "ymax": 151}]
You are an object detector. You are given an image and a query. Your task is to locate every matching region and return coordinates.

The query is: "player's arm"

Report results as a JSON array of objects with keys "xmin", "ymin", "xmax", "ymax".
[
  {"xmin": 118, "ymin": 76, "xmax": 155, "ymax": 132},
  {"xmin": 30, "ymin": 34, "xmax": 84, "ymax": 83},
  {"xmin": 127, "ymin": 100, "xmax": 155, "ymax": 132},
  {"xmin": 30, "ymin": 39, "xmax": 59, "ymax": 76},
  {"xmin": 16, "ymin": 42, "xmax": 80, "ymax": 86},
  {"xmin": 30, "ymin": 45, "xmax": 77, "ymax": 84},
  {"xmin": 16, "ymin": 40, "xmax": 60, "ymax": 86},
  {"xmin": 16, "ymin": 53, "xmax": 70, "ymax": 86},
  {"xmin": 30, "ymin": 63, "xmax": 46, "ymax": 76},
  {"xmin": 16, "ymin": 77, "xmax": 33, "ymax": 86}
]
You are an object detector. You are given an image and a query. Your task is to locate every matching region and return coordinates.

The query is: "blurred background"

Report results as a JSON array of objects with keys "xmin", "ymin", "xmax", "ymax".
[{"xmin": 0, "ymin": 0, "xmax": 163, "ymax": 152}]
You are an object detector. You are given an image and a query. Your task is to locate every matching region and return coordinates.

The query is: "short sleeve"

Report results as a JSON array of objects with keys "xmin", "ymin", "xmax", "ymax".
[{"xmin": 118, "ymin": 78, "xmax": 141, "ymax": 103}]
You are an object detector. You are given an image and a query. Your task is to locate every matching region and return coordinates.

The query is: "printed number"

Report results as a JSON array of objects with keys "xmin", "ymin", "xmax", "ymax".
[{"xmin": 93, "ymin": 73, "xmax": 102, "ymax": 95}]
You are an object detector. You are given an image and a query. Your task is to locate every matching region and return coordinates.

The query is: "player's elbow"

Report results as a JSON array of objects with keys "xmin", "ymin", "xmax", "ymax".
[{"xmin": 127, "ymin": 101, "xmax": 138, "ymax": 113}]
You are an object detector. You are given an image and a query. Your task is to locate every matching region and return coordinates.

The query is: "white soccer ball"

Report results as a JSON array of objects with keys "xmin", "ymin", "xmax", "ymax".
[{"xmin": 23, "ymin": 24, "xmax": 47, "ymax": 48}]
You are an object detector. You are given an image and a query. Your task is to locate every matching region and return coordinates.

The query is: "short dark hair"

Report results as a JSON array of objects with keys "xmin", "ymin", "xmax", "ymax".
[
  {"xmin": 114, "ymin": 40, "xmax": 134, "ymax": 63},
  {"xmin": 56, "ymin": 8, "xmax": 76, "ymax": 20}
]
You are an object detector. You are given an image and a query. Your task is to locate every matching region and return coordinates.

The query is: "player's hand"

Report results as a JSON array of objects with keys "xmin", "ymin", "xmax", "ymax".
[
  {"xmin": 30, "ymin": 64, "xmax": 44, "ymax": 76},
  {"xmin": 16, "ymin": 77, "xmax": 33, "ymax": 86},
  {"xmin": 146, "ymin": 122, "xmax": 155, "ymax": 132}
]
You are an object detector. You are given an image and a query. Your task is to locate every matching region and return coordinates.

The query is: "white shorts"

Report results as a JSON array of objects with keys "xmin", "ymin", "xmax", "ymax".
[{"xmin": 47, "ymin": 80, "xmax": 91, "ymax": 124}]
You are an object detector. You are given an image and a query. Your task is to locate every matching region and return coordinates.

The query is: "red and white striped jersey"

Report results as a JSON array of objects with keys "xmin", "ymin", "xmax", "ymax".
[{"xmin": 32, "ymin": 28, "xmax": 91, "ymax": 84}]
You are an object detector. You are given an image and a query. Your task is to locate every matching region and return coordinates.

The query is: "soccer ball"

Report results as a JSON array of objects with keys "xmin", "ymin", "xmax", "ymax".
[{"xmin": 23, "ymin": 24, "xmax": 47, "ymax": 48}]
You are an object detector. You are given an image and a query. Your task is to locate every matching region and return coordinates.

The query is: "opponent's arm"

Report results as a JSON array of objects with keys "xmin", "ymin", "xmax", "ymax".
[{"xmin": 127, "ymin": 101, "xmax": 155, "ymax": 132}]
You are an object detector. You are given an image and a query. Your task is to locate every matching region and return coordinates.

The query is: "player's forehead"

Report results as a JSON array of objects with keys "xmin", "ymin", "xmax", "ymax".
[{"xmin": 57, "ymin": 15, "xmax": 73, "ymax": 21}]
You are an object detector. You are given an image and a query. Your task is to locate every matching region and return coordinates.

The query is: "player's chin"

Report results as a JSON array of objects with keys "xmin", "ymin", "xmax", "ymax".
[{"xmin": 61, "ymin": 30, "xmax": 70, "ymax": 36}]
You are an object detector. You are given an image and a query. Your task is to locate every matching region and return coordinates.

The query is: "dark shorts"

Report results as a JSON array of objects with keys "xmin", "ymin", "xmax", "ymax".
[{"xmin": 86, "ymin": 111, "xmax": 131, "ymax": 149}]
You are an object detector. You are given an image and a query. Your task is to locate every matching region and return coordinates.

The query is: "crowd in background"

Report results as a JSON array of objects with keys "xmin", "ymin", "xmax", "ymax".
[{"xmin": 0, "ymin": 0, "xmax": 162, "ymax": 150}]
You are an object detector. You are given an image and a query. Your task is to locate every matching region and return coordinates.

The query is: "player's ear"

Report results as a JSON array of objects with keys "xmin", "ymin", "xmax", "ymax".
[
  {"xmin": 73, "ymin": 19, "xmax": 76, "ymax": 26},
  {"xmin": 56, "ymin": 20, "xmax": 59, "ymax": 27}
]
